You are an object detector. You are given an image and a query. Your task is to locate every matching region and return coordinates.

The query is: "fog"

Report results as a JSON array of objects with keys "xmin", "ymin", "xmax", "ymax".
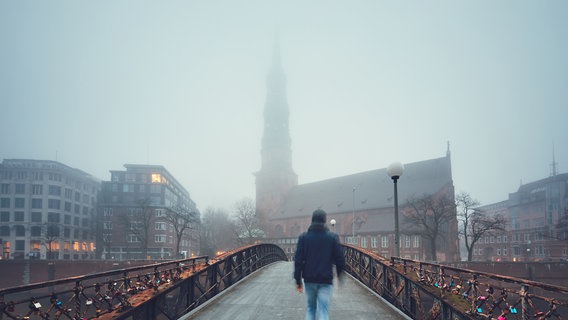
[{"xmin": 1, "ymin": 1, "xmax": 567, "ymax": 211}]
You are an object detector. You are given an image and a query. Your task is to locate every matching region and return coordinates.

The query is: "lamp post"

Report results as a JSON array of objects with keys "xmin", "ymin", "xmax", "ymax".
[
  {"xmin": 387, "ymin": 162, "xmax": 404, "ymax": 257},
  {"xmin": 330, "ymin": 219, "xmax": 336, "ymax": 233},
  {"xmin": 352, "ymin": 187, "xmax": 356, "ymax": 244}
]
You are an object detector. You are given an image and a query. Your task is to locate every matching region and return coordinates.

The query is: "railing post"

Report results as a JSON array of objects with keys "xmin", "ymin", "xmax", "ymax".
[{"xmin": 521, "ymin": 284, "xmax": 529, "ymax": 320}]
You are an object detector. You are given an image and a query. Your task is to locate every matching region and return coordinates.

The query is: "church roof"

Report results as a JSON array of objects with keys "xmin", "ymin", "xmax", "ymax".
[{"xmin": 271, "ymin": 155, "xmax": 453, "ymax": 221}]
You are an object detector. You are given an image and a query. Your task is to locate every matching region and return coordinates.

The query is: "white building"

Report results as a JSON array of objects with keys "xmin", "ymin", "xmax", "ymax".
[{"xmin": 0, "ymin": 159, "xmax": 100, "ymax": 260}]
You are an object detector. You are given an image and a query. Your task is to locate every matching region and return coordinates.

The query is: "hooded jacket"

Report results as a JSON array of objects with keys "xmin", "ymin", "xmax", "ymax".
[{"xmin": 293, "ymin": 222, "xmax": 345, "ymax": 285}]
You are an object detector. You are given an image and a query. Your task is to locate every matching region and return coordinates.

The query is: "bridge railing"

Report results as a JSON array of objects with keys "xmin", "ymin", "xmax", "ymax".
[
  {"xmin": 342, "ymin": 244, "xmax": 568, "ymax": 319},
  {"xmin": 0, "ymin": 243, "xmax": 287, "ymax": 320}
]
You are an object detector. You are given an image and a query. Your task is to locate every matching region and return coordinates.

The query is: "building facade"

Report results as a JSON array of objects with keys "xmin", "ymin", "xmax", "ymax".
[
  {"xmin": 255, "ymin": 44, "xmax": 460, "ymax": 262},
  {"xmin": 474, "ymin": 173, "xmax": 568, "ymax": 262},
  {"xmin": 0, "ymin": 159, "xmax": 100, "ymax": 260},
  {"xmin": 99, "ymin": 164, "xmax": 199, "ymax": 260}
]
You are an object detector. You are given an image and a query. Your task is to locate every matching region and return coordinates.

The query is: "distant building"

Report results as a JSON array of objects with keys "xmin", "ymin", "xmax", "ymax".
[
  {"xmin": 0, "ymin": 159, "xmax": 100, "ymax": 260},
  {"xmin": 99, "ymin": 164, "xmax": 199, "ymax": 260},
  {"xmin": 474, "ymin": 173, "xmax": 568, "ymax": 262},
  {"xmin": 255, "ymin": 43, "xmax": 460, "ymax": 262}
]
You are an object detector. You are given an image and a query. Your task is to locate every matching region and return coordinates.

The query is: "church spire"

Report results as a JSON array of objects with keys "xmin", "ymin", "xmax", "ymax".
[{"xmin": 255, "ymin": 37, "xmax": 298, "ymax": 234}]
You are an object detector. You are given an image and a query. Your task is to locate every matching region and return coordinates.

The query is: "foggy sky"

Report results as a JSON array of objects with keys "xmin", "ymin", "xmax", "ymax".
[{"xmin": 1, "ymin": 1, "xmax": 567, "ymax": 213}]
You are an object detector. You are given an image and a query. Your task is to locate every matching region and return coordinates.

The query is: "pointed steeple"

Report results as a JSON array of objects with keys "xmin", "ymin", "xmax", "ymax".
[{"xmin": 255, "ymin": 36, "xmax": 298, "ymax": 234}]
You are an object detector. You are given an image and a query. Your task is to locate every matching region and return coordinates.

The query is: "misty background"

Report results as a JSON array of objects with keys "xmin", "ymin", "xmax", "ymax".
[{"xmin": 1, "ymin": 1, "xmax": 567, "ymax": 212}]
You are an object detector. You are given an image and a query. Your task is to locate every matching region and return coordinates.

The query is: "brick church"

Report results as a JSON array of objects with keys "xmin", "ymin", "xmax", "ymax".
[{"xmin": 255, "ymin": 42, "xmax": 460, "ymax": 262}]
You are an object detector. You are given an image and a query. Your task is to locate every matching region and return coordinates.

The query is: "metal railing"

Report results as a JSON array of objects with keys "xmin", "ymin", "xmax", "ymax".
[
  {"xmin": 343, "ymin": 244, "xmax": 568, "ymax": 319},
  {"xmin": 0, "ymin": 243, "xmax": 287, "ymax": 320}
]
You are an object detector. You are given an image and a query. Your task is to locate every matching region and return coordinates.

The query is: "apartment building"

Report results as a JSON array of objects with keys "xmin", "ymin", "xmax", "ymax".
[{"xmin": 99, "ymin": 164, "xmax": 199, "ymax": 260}]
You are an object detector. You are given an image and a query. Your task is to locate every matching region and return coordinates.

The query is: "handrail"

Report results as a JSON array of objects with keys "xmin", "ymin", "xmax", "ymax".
[
  {"xmin": 342, "ymin": 244, "xmax": 568, "ymax": 319},
  {"xmin": 0, "ymin": 244, "xmax": 287, "ymax": 320}
]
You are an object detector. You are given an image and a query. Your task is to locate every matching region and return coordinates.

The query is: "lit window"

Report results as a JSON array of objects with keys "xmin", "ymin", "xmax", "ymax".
[{"xmin": 151, "ymin": 174, "xmax": 162, "ymax": 183}]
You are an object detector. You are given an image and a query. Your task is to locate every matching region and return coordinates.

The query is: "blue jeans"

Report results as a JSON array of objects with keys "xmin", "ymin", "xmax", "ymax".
[{"xmin": 304, "ymin": 282, "xmax": 333, "ymax": 320}]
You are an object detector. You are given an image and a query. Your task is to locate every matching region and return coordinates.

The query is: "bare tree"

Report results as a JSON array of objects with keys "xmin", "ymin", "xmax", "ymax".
[
  {"xmin": 233, "ymin": 197, "xmax": 264, "ymax": 245},
  {"xmin": 456, "ymin": 192, "xmax": 506, "ymax": 261},
  {"xmin": 119, "ymin": 197, "xmax": 154, "ymax": 259},
  {"xmin": 200, "ymin": 207, "xmax": 236, "ymax": 256},
  {"xmin": 42, "ymin": 223, "xmax": 60, "ymax": 259},
  {"xmin": 405, "ymin": 193, "xmax": 456, "ymax": 261},
  {"xmin": 165, "ymin": 205, "xmax": 199, "ymax": 258}
]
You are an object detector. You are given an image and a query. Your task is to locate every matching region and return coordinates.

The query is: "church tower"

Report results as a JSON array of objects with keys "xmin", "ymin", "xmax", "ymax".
[{"xmin": 255, "ymin": 39, "xmax": 298, "ymax": 234}]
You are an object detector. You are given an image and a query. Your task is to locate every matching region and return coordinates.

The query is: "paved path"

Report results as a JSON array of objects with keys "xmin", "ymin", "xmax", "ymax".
[{"xmin": 181, "ymin": 261, "xmax": 408, "ymax": 320}]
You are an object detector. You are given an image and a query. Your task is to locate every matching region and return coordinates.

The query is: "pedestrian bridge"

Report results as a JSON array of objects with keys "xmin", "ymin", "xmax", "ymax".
[
  {"xmin": 180, "ymin": 260, "xmax": 407, "ymax": 320},
  {"xmin": 1, "ymin": 244, "xmax": 567, "ymax": 319}
]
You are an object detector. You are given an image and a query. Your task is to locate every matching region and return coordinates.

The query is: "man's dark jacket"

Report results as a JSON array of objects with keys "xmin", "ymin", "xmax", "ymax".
[{"xmin": 294, "ymin": 222, "xmax": 345, "ymax": 285}]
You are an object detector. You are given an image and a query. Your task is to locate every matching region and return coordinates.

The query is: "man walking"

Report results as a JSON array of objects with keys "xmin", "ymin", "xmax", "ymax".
[{"xmin": 294, "ymin": 209, "xmax": 345, "ymax": 320}]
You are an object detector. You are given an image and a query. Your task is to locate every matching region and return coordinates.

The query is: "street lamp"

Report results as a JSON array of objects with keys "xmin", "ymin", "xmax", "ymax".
[
  {"xmin": 330, "ymin": 219, "xmax": 336, "ymax": 233},
  {"xmin": 352, "ymin": 187, "xmax": 356, "ymax": 243},
  {"xmin": 387, "ymin": 162, "xmax": 404, "ymax": 257}
]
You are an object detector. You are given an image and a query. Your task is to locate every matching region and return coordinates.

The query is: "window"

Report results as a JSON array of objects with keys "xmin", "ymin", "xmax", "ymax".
[
  {"xmin": 64, "ymin": 215, "xmax": 71, "ymax": 224},
  {"xmin": 31, "ymin": 212, "xmax": 42, "ymax": 222},
  {"xmin": 64, "ymin": 228, "xmax": 71, "ymax": 238},
  {"xmin": 128, "ymin": 235, "xmax": 141, "ymax": 243},
  {"xmin": 155, "ymin": 222, "xmax": 166, "ymax": 230},
  {"xmin": 103, "ymin": 208, "xmax": 113, "ymax": 217},
  {"xmin": 65, "ymin": 188, "xmax": 73, "ymax": 199},
  {"xmin": 15, "ymin": 225, "xmax": 25, "ymax": 236},
  {"xmin": 75, "ymin": 192, "xmax": 81, "ymax": 202},
  {"xmin": 155, "ymin": 209, "xmax": 165, "ymax": 217},
  {"xmin": 0, "ymin": 226, "xmax": 9, "ymax": 236},
  {"xmin": 503, "ymin": 247, "xmax": 508, "ymax": 256},
  {"xmin": 1, "ymin": 198, "xmax": 10, "ymax": 208},
  {"xmin": 524, "ymin": 233, "xmax": 530, "ymax": 241},
  {"xmin": 64, "ymin": 202, "xmax": 71, "ymax": 212},
  {"xmin": 104, "ymin": 222, "xmax": 113, "ymax": 230},
  {"xmin": 48, "ymin": 212, "xmax": 60, "ymax": 223},
  {"xmin": 155, "ymin": 235, "xmax": 166, "ymax": 243},
  {"xmin": 15, "ymin": 184, "xmax": 25, "ymax": 194},
  {"xmin": 48, "ymin": 199, "xmax": 60, "ymax": 209},
  {"xmin": 361, "ymin": 237, "xmax": 368, "ymax": 248},
  {"xmin": 371, "ymin": 236, "xmax": 377, "ymax": 248},
  {"xmin": 151, "ymin": 173, "xmax": 162, "ymax": 183},
  {"xmin": 15, "ymin": 240, "xmax": 25, "ymax": 250},
  {"xmin": 48, "ymin": 185, "xmax": 61, "ymax": 196},
  {"xmin": 32, "ymin": 184, "xmax": 42, "ymax": 195},
  {"xmin": 497, "ymin": 248, "xmax": 501, "ymax": 255},
  {"xmin": 413, "ymin": 236, "xmax": 420, "ymax": 248},
  {"xmin": 14, "ymin": 198, "xmax": 24, "ymax": 208},
  {"xmin": 47, "ymin": 225, "xmax": 60, "ymax": 237},
  {"xmin": 32, "ymin": 198, "xmax": 42, "ymax": 209},
  {"xmin": 30, "ymin": 240, "xmax": 41, "ymax": 250},
  {"xmin": 405, "ymin": 235, "xmax": 411, "ymax": 248},
  {"xmin": 0, "ymin": 184, "xmax": 9, "ymax": 194},
  {"xmin": 74, "ymin": 217, "xmax": 79, "ymax": 226},
  {"xmin": 381, "ymin": 236, "xmax": 389, "ymax": 248},
  {"xmin": 1, "ymin": 211, "xmax": 9, "ymax": 222},
  {"xmin": 15, "ymin": 211, "xmax": 24, "ymax": 221}
]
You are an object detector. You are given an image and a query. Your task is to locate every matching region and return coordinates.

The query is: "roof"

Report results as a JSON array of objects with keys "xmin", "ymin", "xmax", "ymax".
[{"xmin": 272, "ymin": 155, "xmax": 453, "ymax": 220}]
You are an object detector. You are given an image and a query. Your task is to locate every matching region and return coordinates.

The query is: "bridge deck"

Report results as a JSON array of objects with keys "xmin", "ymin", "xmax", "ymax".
[{"xmin": 181, "ymin": 261, "xmax": 408, "ymax": 320}]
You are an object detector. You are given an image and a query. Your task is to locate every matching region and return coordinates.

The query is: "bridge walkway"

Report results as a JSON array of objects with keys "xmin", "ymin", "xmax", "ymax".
[{"xmin": 181, "ymin": 261, "xmax": 408, "ymax": 320}]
